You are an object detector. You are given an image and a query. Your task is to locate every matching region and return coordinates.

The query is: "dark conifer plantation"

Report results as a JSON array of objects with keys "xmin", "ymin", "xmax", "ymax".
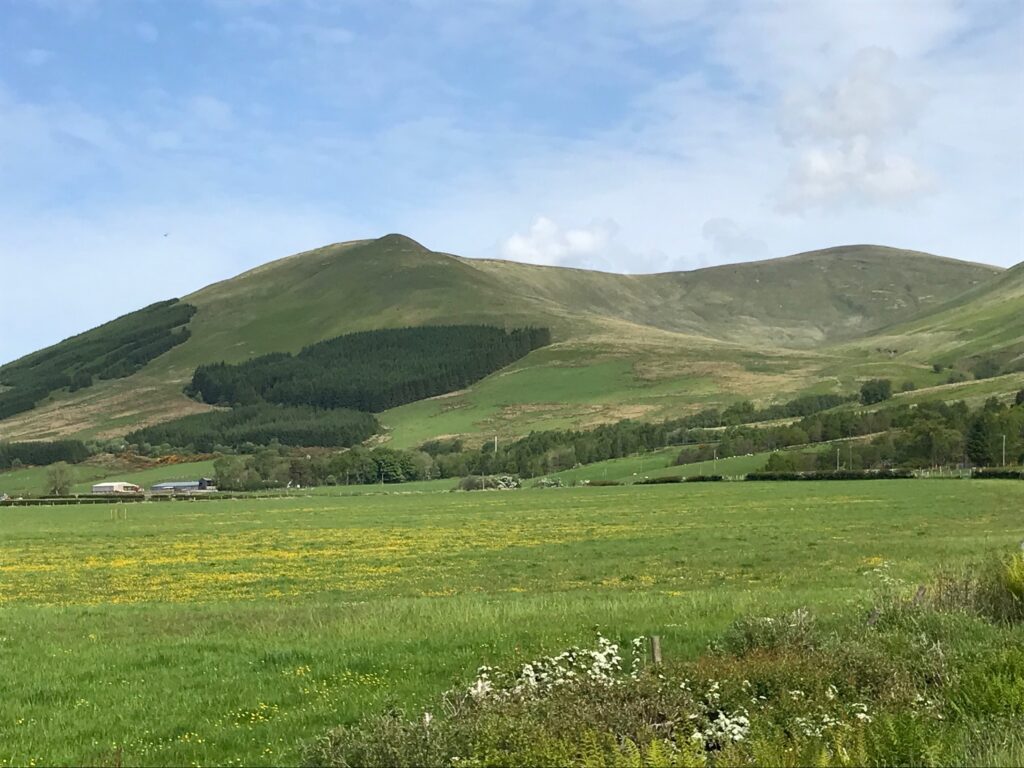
[
  {"xmin": 0, "ymin": 299, "xmax": 196, "ymax": 419},
  {"xmin": 126, "ymin": 405, "xmax": 379, "ymax": 453},
  {"xmin": 189, "ymin": 325, "xmax": 551, "ymax": 412},
  {"xmin": 0, "ymin": 440, "xmax": 90, "ymax": 470}
]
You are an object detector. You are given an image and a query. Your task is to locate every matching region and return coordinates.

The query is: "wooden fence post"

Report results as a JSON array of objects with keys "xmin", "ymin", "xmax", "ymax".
[{"xmin": 649, "ymin": 635, "xmax": 662, "ymax": 666}]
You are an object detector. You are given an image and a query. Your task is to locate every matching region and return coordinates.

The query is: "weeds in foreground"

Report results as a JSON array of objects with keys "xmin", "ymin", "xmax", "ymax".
[{"xmin": 304, "ymin": 550, "xmax": 1024, "ymax": 767}]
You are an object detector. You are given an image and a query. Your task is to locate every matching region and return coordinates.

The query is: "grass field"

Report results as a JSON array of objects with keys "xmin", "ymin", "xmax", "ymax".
[
  {"xmin": 0, "ymin": 460, "xmax": 217, "ymax": 498},
  {"xmin": 1, "ymin": 480, "xmax": 1022, "ymax": 766}
]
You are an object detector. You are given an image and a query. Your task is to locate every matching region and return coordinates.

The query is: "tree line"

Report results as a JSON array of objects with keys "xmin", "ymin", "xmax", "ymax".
[
  {"xmin": 0, "ymin": 299, "xmax": 196, "ymax": 419},
  {"xmin": 764, "ymin": 396, "xmax": 1024, "ymax": 472},
  {"xmin": 188, "ymin": 325, "xmax": 551, "ymax": 413},
  {"xmin": 0, "ymin": 440, "xmax": 90, "ymax": 470},
  {"xmin": 125, "ymin": 405, "xmax": 379, "ymax": 452},
  {"xmin": 209, "ymin": 392, "xmax": 1023, "ymax": 491}
]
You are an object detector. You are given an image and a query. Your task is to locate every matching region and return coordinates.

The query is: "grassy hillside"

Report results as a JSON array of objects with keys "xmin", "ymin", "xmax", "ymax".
[
  {"xmin": 850, "ymin": 261, "xmax": 1024, "ymax": 371},
  {"xmin": 0, "ymin": 235, "xmax": 1008, "ymax": 445}
]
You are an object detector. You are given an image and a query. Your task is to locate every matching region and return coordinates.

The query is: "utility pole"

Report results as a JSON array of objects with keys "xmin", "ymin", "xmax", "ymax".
[
  {"xmin": 848, "ymin": 443, "xmax": 853, "ymax": 470},
  {"xmin": 836, "ymin": 448, "xmax": 840, "ymax": 471},
  {"xmin": 1003, "ymin": 434, "xmax": 1007, "ymax": 467},
  {"xmin": 713, "ymin": 447, "xmax": 718, "ymax": 475}
]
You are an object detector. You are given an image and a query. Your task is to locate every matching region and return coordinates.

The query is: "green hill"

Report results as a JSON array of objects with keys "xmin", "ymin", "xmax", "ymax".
[
  {"xmin": 851, "ymin": 261, "xmax": 1024, "ymax": 370},
  {"xmin": 0, "ymin": 234, "xmax": 1012, "ymax": 446}
]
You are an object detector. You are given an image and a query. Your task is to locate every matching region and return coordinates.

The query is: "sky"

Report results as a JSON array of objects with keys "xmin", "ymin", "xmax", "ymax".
[{"xmin": 1, "ymin": 0, "xmax": 1022, "ymax": 364}]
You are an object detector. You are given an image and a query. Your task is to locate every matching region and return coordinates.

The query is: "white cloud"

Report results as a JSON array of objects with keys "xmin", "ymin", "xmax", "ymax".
[
  {"xmin": 776, "ymin": 47, "xmax": 935, "ymax": 211},
  {"xmin": 779, "ymin": 48, "xmax": 924, "ymax": 144},
  {"xmin": 501, "ymin": 217, "xmax": 619, "ymax": 267}
]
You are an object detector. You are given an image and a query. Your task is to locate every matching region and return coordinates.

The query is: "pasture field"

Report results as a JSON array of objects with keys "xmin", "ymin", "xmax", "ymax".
[
  {"xmin": 0, "ymin": 460, "xmax": 217, "ymax": 498},
  {"xmin": 0, "ymin": 481, "xmax": 1022, "ymax": 765}
]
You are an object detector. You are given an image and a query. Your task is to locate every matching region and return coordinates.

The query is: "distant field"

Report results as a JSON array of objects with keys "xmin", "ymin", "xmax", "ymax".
[
  {"xmin": 0, "ymin": 460, "xmax": 217, "ymax": 497},
  {"xmin": 1, "ymin": 481, "xmax": 1022, "ymax": 766}
]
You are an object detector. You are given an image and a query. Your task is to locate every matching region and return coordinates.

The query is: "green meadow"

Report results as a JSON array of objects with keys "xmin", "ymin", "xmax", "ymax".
[
  {"xmin": 0, "ymin": 460, "xmax": 217, "ymax": 498},
  {"xmin": 1, "ymin": 480, "xmax": 1022, "ymax": 766}
]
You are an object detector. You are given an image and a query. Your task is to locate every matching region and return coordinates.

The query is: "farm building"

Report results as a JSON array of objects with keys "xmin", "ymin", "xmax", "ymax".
[
  {"xmin": 150, "ymin": 478, "xmax": 216, "ymax": 494},
  {"xmin": 92, "ymin": 482, "xmax": 142, "ymax": 494}
]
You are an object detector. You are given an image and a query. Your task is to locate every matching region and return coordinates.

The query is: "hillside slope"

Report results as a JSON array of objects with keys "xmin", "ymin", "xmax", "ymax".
[
  {"xmin": 0, "ymin": 235, "xmax": 1006, "ymax": 444},
  {"xmin": 853, "ymin": 261, "xmax": 1024, "ymax": 370}
]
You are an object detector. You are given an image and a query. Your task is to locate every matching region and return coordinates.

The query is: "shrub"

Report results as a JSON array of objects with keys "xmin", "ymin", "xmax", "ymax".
[
  {"xmin": 971, "ymin": 358, "xmax": 1002, "ymax": 380},
  {"xmin": 925, "ymin": 552, "xmax": 1024, "ymax": 625},
  {"xmin": 458, "ymin": 475, "xmax": 520, "ymax": 491},
  {"xmin": 746, "ymin": 469, "xmax": 913, "ymax": 481},
  {"xmin": 972, "ymin": 468, "xmax": 1024, "ymax": 480},
  {"xmin": 685, "ymin": 475, "xmax": 724, "ymax": 482},
  {"xmin": 636, "ymin": 475, "xmax": 683, "ymax": 484},
  {"xmin": 860, "ymin": 379, "xmax": 893, "ymax": 405},
  {"xmin": 586, "ymin": 479, "xmax": 621, "ymax": 487},
  {"xmin": 715, "ymin": 608, "xmax": 818, "ymax": 656}
]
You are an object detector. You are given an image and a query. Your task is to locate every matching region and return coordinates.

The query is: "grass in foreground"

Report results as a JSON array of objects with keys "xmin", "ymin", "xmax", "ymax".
[
  {"xmin": 0, "ymin": 481, "xmax": 1022, "ymax": 765},
  {"xmin": 308, "ymin": 552, "xmax": 1024, "ymax": 767}
]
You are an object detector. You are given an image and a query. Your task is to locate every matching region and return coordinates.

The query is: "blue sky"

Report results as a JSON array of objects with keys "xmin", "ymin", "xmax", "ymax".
[{"xmin": 1, "ymin": 0, "xmax": 1022, "ymax": 364}]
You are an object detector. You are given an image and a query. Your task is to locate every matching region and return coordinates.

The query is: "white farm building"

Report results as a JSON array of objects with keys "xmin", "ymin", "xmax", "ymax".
[{"xmin": 91, "ymin": 482, "xmax": 142, "ymax": 494}]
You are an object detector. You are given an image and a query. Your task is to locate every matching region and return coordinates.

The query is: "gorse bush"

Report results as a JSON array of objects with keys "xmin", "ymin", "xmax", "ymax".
[{"xmin": 305, "ymin": 552, "xmax": 1024, "ymax": 768}]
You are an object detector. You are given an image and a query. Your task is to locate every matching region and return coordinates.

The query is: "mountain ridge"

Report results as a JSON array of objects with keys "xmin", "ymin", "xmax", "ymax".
[{"xmin": 0, "ymin": 235, "xmax": 1016, "ymax": 445}]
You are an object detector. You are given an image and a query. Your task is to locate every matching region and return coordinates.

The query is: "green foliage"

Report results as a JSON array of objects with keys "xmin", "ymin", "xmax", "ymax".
[
  {"xmin": 859, "ymin": 378, "xmax": 893, "ymax": 405},
  {"xmin": 212, "ymin": 445, "xmax": 438, "ymax": 491},
  {"xmin": 971, "ymin": 357, "xmax": 1003, "ymax": 380},
  {"xmin": 126, "ymin": 405, "xmax": 379, "ymax": 452},
  {"xmin": 715, "ymin": 608, "xmax": 818, "ymax": 656},
  {"xmin": 190, "ymin": 325, "xmax": 551, "ymax": 412},
  {"xmin": 0, "ymin": 440, "xmax": 89, "ymax": 470},
  {"xmin": 965, "ymin": 414, "xmax": 1000, "ymax": 466},
  {"xmin": 45, "ymin": 462, "xmax": 74, "ymax": 496},
  {"xmin": 927, "ymin": 552, "xmax": 1024, "ymax": 624},
  {"xmin": 747, "ymin": 469, "xmax": 914, "ymax": 481},
  {"xmin": 0, "ymin": 299, "xmax": 195, "ymax": 418}
]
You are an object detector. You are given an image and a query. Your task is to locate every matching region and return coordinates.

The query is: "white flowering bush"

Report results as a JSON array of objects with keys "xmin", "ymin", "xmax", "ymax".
[{"xmin": 466, "ymin": 634, "xmax": 644, "ymax": 702}]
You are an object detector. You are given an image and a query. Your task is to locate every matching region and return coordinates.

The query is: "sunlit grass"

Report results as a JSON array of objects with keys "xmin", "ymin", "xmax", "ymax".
[{"xmin": 0, "ymin": 480, "xmax": 1022, "ymax": 765}]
